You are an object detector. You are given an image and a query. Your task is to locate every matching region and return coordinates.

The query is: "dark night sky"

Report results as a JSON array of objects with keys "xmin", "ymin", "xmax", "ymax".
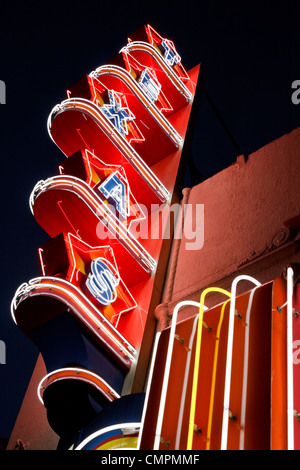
[{"xmin": 0, "ymin": 0, "xmax": 299, "ymax": 439}]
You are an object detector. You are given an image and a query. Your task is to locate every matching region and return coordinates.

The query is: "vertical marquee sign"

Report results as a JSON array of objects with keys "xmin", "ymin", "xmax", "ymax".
[{"xmin": 11, "ymin": 25, "xmax": 203, "ymax": 449}]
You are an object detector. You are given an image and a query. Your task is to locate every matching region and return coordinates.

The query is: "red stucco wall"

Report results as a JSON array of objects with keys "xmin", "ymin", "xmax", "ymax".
[
  {"xmin": 157, "ymin": 127, "xmax": 300, "ymax": 325},
  {"xmin": 7, "ymin": 355, "xmax": 59, "ymax": 450}
]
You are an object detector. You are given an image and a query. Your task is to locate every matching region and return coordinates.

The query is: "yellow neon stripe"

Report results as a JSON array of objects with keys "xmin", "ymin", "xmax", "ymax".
[
  {"xmin": 187, "ymin": 287, "xmax": 231, "ymax": 450},
  {"xmin": 206, "ymin": 299, "xmax": 231, "ymax": 450},
  {"xmin": 95, "ymin": 436, "xmax": 138, "ymax": 450}
]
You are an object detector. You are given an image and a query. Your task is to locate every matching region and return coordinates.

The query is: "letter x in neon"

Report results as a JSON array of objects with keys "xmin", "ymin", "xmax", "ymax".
[{"xmin": 100, "ymin": 90, "xmax": 134, "ymax": 136}]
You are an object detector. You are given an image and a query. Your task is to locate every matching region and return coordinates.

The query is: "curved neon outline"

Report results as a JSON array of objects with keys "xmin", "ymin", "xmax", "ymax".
[
  {"xmin": 187, "ymin": 288, "xmax": 231, "ymax": 450},
  {"xmin": 29, "ymin": 175, "xmax": 156, "ymax": 274},
  {"xmin": 120, "ymin": 41, "xmax": 193, "ymax": 102},
  {"xmin": 37, "ymin": 367, "xmax": 120, "ymax": 405},
  {"xmin": 10, "ymin": 276, "xmax": 136, "ymax": 366},
  {"xmin": 89, "ymin": 65, "xmax": 183, "ymax": 146},
  {"xmin": 120, "ymin": 49, "xmax": 174, "ymax": 113},
  {"xmin": 238, "ymin": 286, "xmax": 260, "ymax": 449},
  {"xmin": 60, "ymin": 149, "xmax": 147, "ymax": 230},
  {"xmin": 153, "ymin": 300, "xmax": 207, "ymax": 450},
  {"xmin": 75, "ymin": 422, "xmax": 141, "ymax": 450},
  {"xmin": 47, "ymin": 98, "xmax": 170, "ymax": 204},
  {"xmin": 145, "ymin": 24, "xmax": 190, "ymax": 83},
  {"xmin": 287, "ymin": 267, "xmax": 294, "ymax": 450},
  {"xmin": 95, "ymin": 438, "xmax": 138, "ymax": 450},
  {"xmin": 220, "ymin": 275, "xmax": 261, "ymax": 450}
]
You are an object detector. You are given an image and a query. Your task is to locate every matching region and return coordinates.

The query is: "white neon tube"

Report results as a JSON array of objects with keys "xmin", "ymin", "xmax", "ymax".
[
  {"xmin": 238, "ymin": 287, "xmax": 259, "ymax": 449},
  {"xmin": 90, "ymin": 65, "xmax": 183, "ymax": 147},
  {"xmin": 221, "ymin": 275, "xmax": 261, "ymax": 450},
  {"xmin": 29, "ymin": 175, "xmax": 157, "ymax": 274},
  {"xmin": 37, "ymin": 367, "xmax": 120, "ymax": 405},
  {"xmin": 11, "ymin": 277, "xmax": 136, "ymax": 364},
  {"xmin": 287, "ymin": 267, "xmax": 294, "ymax": 450},
  {"xmin": 137, "ymin": 331, "xmax": 161, "ymax": 450},
  {"xmin": 47, "ymin": 98, "xmax": 170, "ymax": 204},
  {"xmin": 75, "ymin": 422, "xmax": 141, "ymax": 450},
  {"xmin": 153, "ymin": 300, "xmax": 206, "ymax": 450},
  {"xmin": 120, "ymin": 42, "xmax": 193, "ymax": 102}
]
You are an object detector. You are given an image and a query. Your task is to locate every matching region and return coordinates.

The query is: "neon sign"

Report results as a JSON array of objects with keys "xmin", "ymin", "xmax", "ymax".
[
  {"xmin": 11, "ymin": 275, "xmax": 136, "ymax": 367},
  {"xmin": 99, "ymin": 89, "xmax": 137, "ymax": 139},
  {"xmin": 111, "ymin": 55, "xmax": 173, "ymax": 113},
  {"xmin": 75, "ymin": 422, "xmax": 141, "ymax": 450},
  {"xmin": 145, "ymin": 24, "xmax": 190, "ymax": 82},
  {"xmin": 86, "ymin": 257, "xmax": 120, "ymax": 306},
  {"xmin": 138, "ymin": 273, "xmax": 298, "ymax": 450},
  {"xmin": 30, "ymin": 175, "xmax": 156, "ymax": 278},
  {"xmin": 220, "ymin": 275, "xmax": 261, "ymax": 450},
  {"xmin": 138, "ymin": 68, "xmax": 161, "ymax": 102},
  {"xmin": 97, "ymin": 171, "xmax": 128, "ymax": 221},
  {"xmin": 58, "ymin": 149, "xmax": 146, "ymax": 230},
  {"xmin": 286, "ymin": 267, "xmax": 295, "ymax": 450},
  {"xmin": 37, "ymin": 232, "xmax": 138, "ymax": 326},
  {"xmin": 47, "ymin": 97, "xmax": 171, "ymax": 204},
  {"xmin": 160, "ymin": 39, "xmax": 181, "ymax": 66},
  {"xmin": 37, "ymin": 367, "xmax": 120, "ymax": 405},
  {"xmin": 11, "ymin": 24, "xmax": 202, "ymax": 446},
  {"xmin": 121, "ymin": 24, "xmax": 192, "ymax": 106}
]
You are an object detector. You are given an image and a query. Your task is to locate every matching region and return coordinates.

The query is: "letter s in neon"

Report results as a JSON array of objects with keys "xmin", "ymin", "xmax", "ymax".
[{"xmin": 86, "ymin": 258, "xmax": 120, "ymax": 305}]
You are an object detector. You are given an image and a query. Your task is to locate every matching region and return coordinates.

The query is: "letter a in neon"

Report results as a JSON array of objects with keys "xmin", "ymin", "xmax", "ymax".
[{"xmin": 98, "ymin": 172, "xmax": 128, "ymax": 221}]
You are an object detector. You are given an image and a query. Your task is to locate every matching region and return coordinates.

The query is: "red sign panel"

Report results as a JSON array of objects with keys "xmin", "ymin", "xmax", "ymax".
[{"xmin": 11, "ymin": 24, "xmax": 203, "ymax": 406}]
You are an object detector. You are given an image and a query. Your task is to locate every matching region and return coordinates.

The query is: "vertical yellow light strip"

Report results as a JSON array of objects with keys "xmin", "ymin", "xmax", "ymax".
[
  {"xmin": 206, "ymin": 299, "xmax": 231, "ymax": 450},
  {"xmin": 187, "ymin": 287, "xmax": 231, "ymax": 450}
]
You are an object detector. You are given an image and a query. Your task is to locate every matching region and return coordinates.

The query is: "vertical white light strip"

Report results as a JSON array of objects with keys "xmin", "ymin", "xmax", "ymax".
[
  {"xmin": 136, "ymin": 331, "xmax": 161, "ymax": 450},
  {"xmin": 221, "ymin": 275, "xmax": 261, "ymax": 450},
  {"xmin": 287, "ymin": 266, "xmax": 294, "ymax": 450},
  {"xmin": 239, "ymin": 287, "xmax": 258, "ymax": 449},
  {"xmin": 153, "ymin": 301, "xmax": 204, "ymax": 450}
]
